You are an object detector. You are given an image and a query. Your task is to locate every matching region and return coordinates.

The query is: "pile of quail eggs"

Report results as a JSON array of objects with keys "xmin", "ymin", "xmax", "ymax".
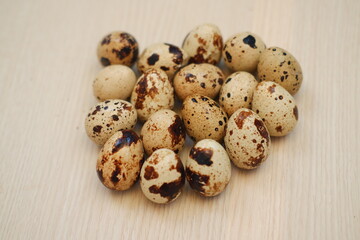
[{"xmin": 85, "ymin": 24, "xmax": 302, "ymax": 204}]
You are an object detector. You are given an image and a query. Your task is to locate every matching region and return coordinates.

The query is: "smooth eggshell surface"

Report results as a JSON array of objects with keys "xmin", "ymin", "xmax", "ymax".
[
  {"xmin": 173, "ymin": 63, "xmax": 225, "ymax": 100},
  {"xmin": 219, "ymin": 71, "xmax": 258, "ymax": 116},
  {"xmin": 85, "ymin": 100, "xmax": 137, "ymax": 145},
  {"xmin": 252, "ymin": 81, "xmax": 298, "ymax": 136},
  {"xmin": 181, "ymin": 95, "xmax": 228, "ymax": 142},
  {"xmin": 131, "ymin": 68, "xmax": 174, "ymax": 122},
  {"xmin": 222, "ymin": 32, "xmax": 266, "ymax": 72},
  {"xmin": 224, "ymin": 108, "xmax": 271, "ymax": 169},
  {"xmin": 186, "ymin": 139, "xmax": 231, "ymax": 197},
  {"xmin": 141, "ymin": 109, "xmax": 186, "ymax": 155},
  {"xmin": 137, "ymin": 43, "xmax": 189, "ymax": 79},
  {"xmin": 182, "ymin": 23, "xmax": 223, "ymax": 65},
  {"xmin": 93, "ymin": 65, "xmax": 136, "ymax": 101},
  {"xmin": 97, "ymin": 31, "xmax": 139, "ymax": 67},
  {"xmin": 140, "ymin": 149, "xmax": 185, "ymax": 204},
  {"xmin": 257, "ymin": 47, "xmax": 303, "ymax": 95},
  {"xmin": 96, "ymin": 130, "xmax": 144, "ymax": 191}
]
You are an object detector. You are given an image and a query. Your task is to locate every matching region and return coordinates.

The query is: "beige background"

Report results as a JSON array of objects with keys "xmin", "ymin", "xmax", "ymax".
[{"xmin": 0, "ymin": 0, "xmax": 359, "ymax": 239}]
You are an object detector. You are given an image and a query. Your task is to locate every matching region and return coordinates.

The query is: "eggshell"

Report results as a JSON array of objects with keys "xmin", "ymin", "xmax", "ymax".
[
  {"xmin": 85, "ymin": 100, "xmax": 137, "ymax": 145},
  {"xmin": 252, "ymin": 81, "xmax": 298, "ymax": 136},
  {"xmin": 130, "ymin": 68, "xmax": 174, "ymax": 122},
  {"xmin": 140, "ymin": 149, "xmax": 185, "ymax": 204},
  {"xmin": 97, "ymin": 31, "xmax": 138, "ymax": 67},
  {"xmin": 181, "ymin": 95, "xmax": 228, "ymax": 142},
  {"xmin": 186, "ymin": 139, "xmax": 231, "ymax": 197},
  {"xmin": 257, "ymin": 47, "xmax": 303, "ymax": 95},
  {"xmin": 182, "ymin": 23, "xmax": 223, "ymax": 65},
  {"xmin": 173, "ymin": 63, "xmax": 224, "ymax": 101},
  {"xmin": 223, "ymin": 32, "xmax": 266, "ymax": 72},
  {"xmin": 141, "ymin": 109, "xmax": 186, "ymax": 155},
  {"xmin": 137, "ymin": 43, "xmax": 189, "ymax": 79},
  {"xmin": 96, "ymin": 130, "xmax": 144, "ymax": 191},
  {"xmin": 219, "ymin": 71, "xmax": 258, "ymax": 116},
  {"xmin": 93, "ymin": 65, "xmax": 136, "ymax": 101},
  {"xmin": 224, "ymin": 108, "xmax": 271, "ymax": 169}
]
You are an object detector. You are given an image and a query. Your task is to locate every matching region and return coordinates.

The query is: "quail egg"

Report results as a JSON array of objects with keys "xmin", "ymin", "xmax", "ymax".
[
  {"xmin": 96, "ymin": 130, "xmax": 144, "ymax": 191},
  {"xmin": 182, "ymin": 23, "xmax": 223, "ymax": 64},
  {"xmin": 141, "ymin": 109, "xmax": 186, "ymax": 155},
  {"xmin": 140, "ymin": 149, "xmax": 185, "ymax": 204},
  {"xmin": 186, "ymin": 139, "xmax": 231, "ymax": 197},
  {"xmin": 252, "ymin": 81, "xmax": 298, "ymax": 136},
  {"xmin": 224, "ymin": 108, "xmax": 271, "ymax": 169},
  {"xmin": 131, "ymin": 68, "xmax": 174, "ymax": 122},
  {"xmin": 85, "ymin": 100, "xmax": 137, "ymax": 145},
  {"xmin": 97, "ymin": 31, "xmax": 138, "ymax": 67},
  {"xmin": 173, "ymin": 63, "xmax": 224, "ymax": 100}
]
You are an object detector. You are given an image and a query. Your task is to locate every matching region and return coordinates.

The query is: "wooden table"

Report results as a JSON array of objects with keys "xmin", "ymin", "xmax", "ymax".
[{"xmin": 1, "ymin": 0, "xmax": 359, "ymax": 239}]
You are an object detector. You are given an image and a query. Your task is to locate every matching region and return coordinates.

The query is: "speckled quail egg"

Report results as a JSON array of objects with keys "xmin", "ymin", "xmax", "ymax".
[
  {"xmin": 93, "ymin": 65, "xmax": 136, "ymax": 101},
  {"xmin": 223, "ymin": 32, "xmax": 266, "ymax": 72},
  {"xmin": 173, "ymin": 63, "xmax": 225, "ymax": 100},
  {"xmin": 140, "ymin": 149, "xmax": 185, "ymax": 204},
  {"xmin": 85, "ymin": 100, "xmax": 137, "ymax": 145},
  {"xmin": 130, "ymin": 68, "xmax": 174, "ymax": 122},
  {"xmin": 141, "ymin": 109, "xmax": 186, "ymax": 155},
  {"xmin": 219, "ymin": 71, "xmax": 258, "ymax": 116},
  {"xmin": 97, "ymin": 31, "xmax": 139, "ymax": 67},
  {"xmin": 257, "ymin": 47, "xmax": 303, "ymax": 95},
  {"xmin": 182, "ymin": 23, "xmax": 223, "ymax": 65},
  {"xmin": 137, "ymin": 43, "xmax": 189, "ymax": 79},
  {"xmin": 181, "ymin": 95, "xmax": 228, "ymax": 142},
  {"xmin": 252, "ymin": 81, "xmax": 298, "ymax": 136},
  {"xmin": 96, "ymin": 130, "xmax": 144, "ymax": 191},
  {"xmin": 186, "ymin": 139, "xmax": 231, "ymax": 197},
  {"xmin": 224, "ymin": 108, "xmax": 271, "ymax": 169}
]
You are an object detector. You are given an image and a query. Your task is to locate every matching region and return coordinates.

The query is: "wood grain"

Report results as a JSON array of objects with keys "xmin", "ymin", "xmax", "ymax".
[{"xmin": 0, "ymin": 0, "xmax": 359, "ymax": 239}]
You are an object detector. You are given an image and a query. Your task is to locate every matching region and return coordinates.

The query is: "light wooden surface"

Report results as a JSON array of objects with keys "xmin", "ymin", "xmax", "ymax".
[{"xmin": 1, "ymin": 0, "xmax": 359, "ymax": 239}]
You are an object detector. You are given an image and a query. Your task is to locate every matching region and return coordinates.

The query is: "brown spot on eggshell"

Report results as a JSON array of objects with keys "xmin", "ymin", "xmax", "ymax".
[
  {"xmin": 168, "ymin": 115, "xmax": 186, "ymax": 147},
  {"xmin": 189, "ymin": 147, "xmax": 213, "ymax": 166},
  {"xmin": 268, "ymin": 84, "xmax": 276, "ymax": 93},
  {"xmin": 144, "ymin": 166, "xmax": 159, "ymax": 180},
  {"xmin": 293, "ymin": 106, "xmax": 299, "ymax": 120},
  {"xmin": 110, "ymin": 165, "xmax": 121, "ymax": 183},
  {"xmin": 254, "ymin": 119, "xmax": 270, "ymax": 142},
  {"xmin": 186, "ymin": 168, "xmax": 209, "ymax": 194},
  {"xmin": 185, "ymin": 73, "xmax": 196, "ymax": 83},
  {"xmin": 235, "ymin": 111, "xmax": 252, "ymax": 129},
  {"xmin": 93, "ymin": 125, "xmax": 102, "ymax": 133},
  {"xmin": 148, "ymin": 168, "xmax": 185, "ymax": 201},
  {"xmin": 112, "ymin": 130, "xmax": 140, "ymax": 153},
  {"xmin": 275, "ymin": 126, "xmax": 283, "ymax": 132},
  {"xmin": 165, "ymin": 43, "xmax": 183, "ymax": 64}
]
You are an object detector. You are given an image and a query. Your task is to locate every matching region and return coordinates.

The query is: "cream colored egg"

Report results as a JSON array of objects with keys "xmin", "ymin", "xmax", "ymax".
[
  {"xmin": 97, "ymin": 31, "xmax": 138, "ymax": 67},
  {"xmin": 219, "ymin": 71, "xmax": 258, "ymax": 116},
  {"xmin": 96, "ymin": 130, "xmax": 144, "ymax": 191},
  {"xmin": 224, "ymin": 108, "xmax": 271, "ymax": 169},
  {"xmin": 93, "ymin": 65, "xmax": 136, "ymax": 101},
  {"xmin": 186, "ymin": 139, "xmax": 231, "ymax": 197},
  {"xmin": 137, "ymin": 43, "xmax": 189, "ymax": 79},
  {"xmin": 140, "ymin": 149, "xmax": 185, "ymax": 204},
  {"xmin": 182, "ymin": 23, "xmax": 223, "ymax": 65},
  {"xmin": 257, "ymin": 47, "xmax": 303, "ymax": 95},
  {"xmin": 181, "ymin": 95, "xmax": 228, "ymax": 142},
  {"xmin": 222, "ymin": 32, "xmax": 266, "ymax": 72},
  {"xmin": 252, "ymin": 81, "xmax": 298, "ymax": 136},
  {"xmin": 173, "ymin": 63, "xmax": 225, "ymax": 100},
  {"xmin": 131, "ymin": 68, "xmax": 174, "ymax": 122},
  {"xmin": 141, "ymin": 109, "xmax": 186, "ymax": 155},
  {"xmin": 84, "ymin": 99, "xmax": 137, "ymax": 145}
]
